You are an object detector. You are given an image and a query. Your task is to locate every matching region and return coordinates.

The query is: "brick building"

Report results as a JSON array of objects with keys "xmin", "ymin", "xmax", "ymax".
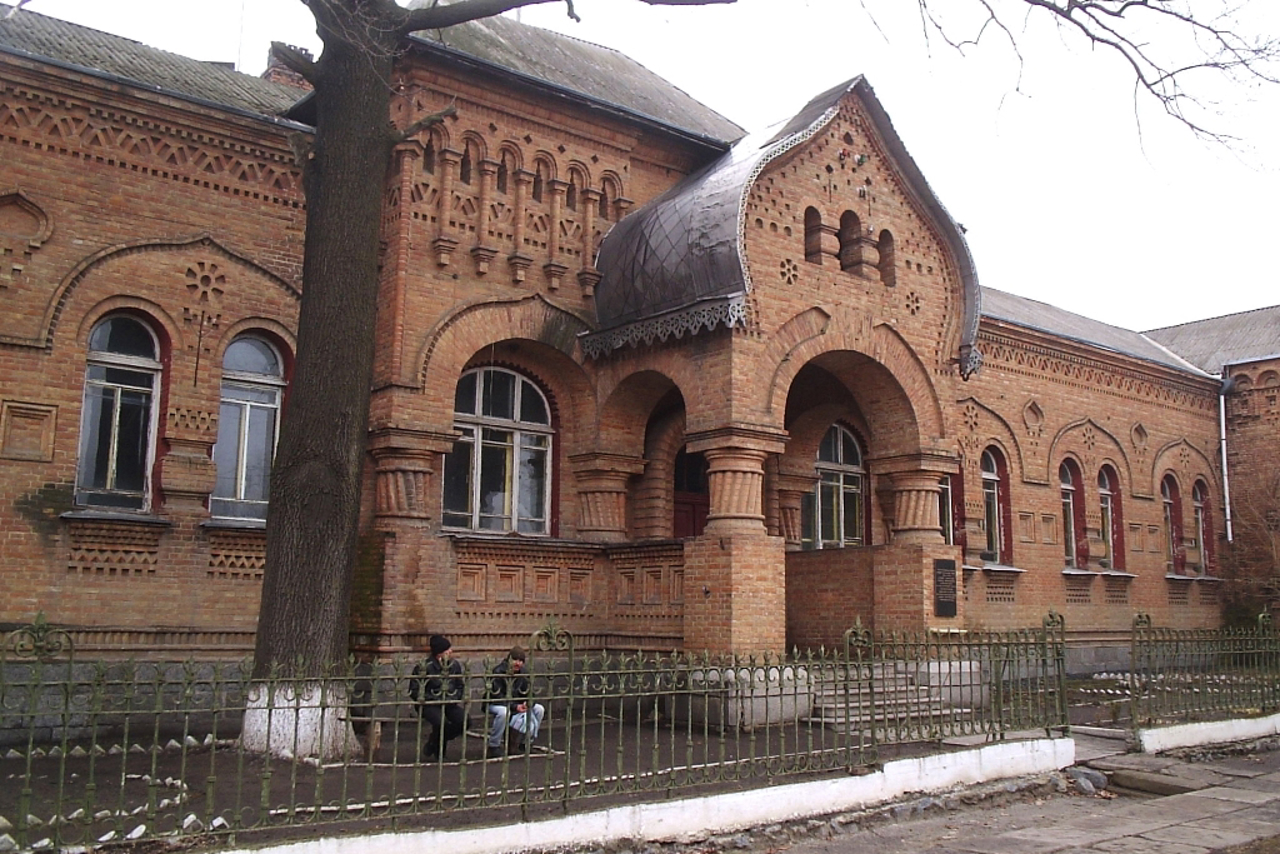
[{"xmin": 0, "ymin": 8, "xmax": 1272, "ymax": 660}]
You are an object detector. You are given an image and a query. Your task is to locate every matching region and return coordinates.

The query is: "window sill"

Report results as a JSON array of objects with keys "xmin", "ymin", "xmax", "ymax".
[
  {"xmin": 969, "ymin": 563, "xmax": 1026, "ymax": 574},
  {"xmin": 1061, "ymin": 568, "xmax": 1095, "ymax": 577},
  {"xmin": 202, "ymin": 518, "xmax": 266, "ymax": 531},
  {"xmin": 61, "ymin": 510, "xmax": 171, "ymax": 527},
  {"xmin": 1165, "ymin": 572, "xmax": 1216, "ymax": 582},
  {"xmin": 1100, "ymin": 570, "xmax": 1137, "ymax": 579}
]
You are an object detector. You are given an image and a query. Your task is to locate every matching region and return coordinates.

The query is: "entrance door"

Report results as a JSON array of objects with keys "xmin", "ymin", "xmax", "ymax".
[{"xmin": 672, "ymin": 448, "xmax": 708, "ymax": 539}]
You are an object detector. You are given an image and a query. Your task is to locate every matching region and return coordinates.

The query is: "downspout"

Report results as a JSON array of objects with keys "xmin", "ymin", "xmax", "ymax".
[{"xmin": 1218, "ymin": 373, "xmax": 1234, "ymax": 542}]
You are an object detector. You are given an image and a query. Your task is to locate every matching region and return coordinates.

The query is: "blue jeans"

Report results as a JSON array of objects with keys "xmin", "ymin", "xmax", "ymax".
[{"xmin": 487, "ymin": 702, "xmax": 544, "ymax": 747}]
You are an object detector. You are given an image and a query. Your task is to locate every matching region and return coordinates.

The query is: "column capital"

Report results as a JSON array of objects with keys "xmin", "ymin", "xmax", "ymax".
[{"xmin": 685, "ymin": 425, "xmax": 787, "ymax": 457}]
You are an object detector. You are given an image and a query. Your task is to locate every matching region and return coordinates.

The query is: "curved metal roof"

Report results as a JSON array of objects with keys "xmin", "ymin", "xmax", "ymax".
[{"xmin": 585, "ymin": 78, "xmax": 983, "ymax": 374}]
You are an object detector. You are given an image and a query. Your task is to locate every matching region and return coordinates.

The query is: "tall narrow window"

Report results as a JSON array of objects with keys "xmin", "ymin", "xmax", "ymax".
[
  {"xmin": 838, "ymin": 210, "xmax": 860, "ymax": 272},
  {"xmin": 1097, "ymin": 466, "xmax": 1124, "ymax": 570},
  {"xmin": 566, "ymin": 174, "xmax": 579, "ymax": 211},
  {"xmin": 459, "ymin": 146, "xmax": 474, "ymax": 186},
  {"xmin": 77, "ymin": 315, "xmax": 161, "ymax": 510},
  {"xmin": 803, "ymin": 425, "xmax": 866, "ymax": 549},
  {"xmin": 877, "ymin": 229, "xmax": 896, "ymax": 286},
  {"xmin": 442, "ymin": 367, "xmax": 553, "ymax": 535},
  {"xmin": 1059, "ymin": 459, "xmax": 1086, "ymax": 568},
  {"xmin": 980, "ymin": 447, "xmax": 1010, "ymax": 564},
  {"xmin": 803, "ymin": 207, "xmax": 822, "ymax": 263},
  {"xmin": 1190, "ymin": 480, "xmax": 1209, "ymax": 575},
  {"xmin": 600, "ymin": 180, "xmax": 615, "ymax": 222},
  {"xmin": 496, "ymin": 152, "xmax": 511, "ymax": 194},
  {"xmin": 532, "ymin": 163, "xmax": 546, "ymax": 203},
  {"xmin": 212, "ymin": 336, "xmax": 285, "ymax": 520},
  {"xmin": 1162, "ymin": 474, "xmax": 1184, "ymax": 575},
  {"xmin": 938, "ymin": 475, "xmax": 954, "ymax": 545}
]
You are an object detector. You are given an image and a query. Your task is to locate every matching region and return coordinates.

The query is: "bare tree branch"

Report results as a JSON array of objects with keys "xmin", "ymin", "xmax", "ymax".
[
  {"xmin": 393, "ymin": 102, "xmax": 457, "ymax": 144},
  {"xmin": 914, "ymin": 0, "xmax": 1280, "ymax": 141}
]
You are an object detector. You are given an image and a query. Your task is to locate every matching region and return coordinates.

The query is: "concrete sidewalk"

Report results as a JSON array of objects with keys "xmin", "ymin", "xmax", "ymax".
[{"xmin": 747, "ymin": 736, "xmax": 1280, "ymax": 854}]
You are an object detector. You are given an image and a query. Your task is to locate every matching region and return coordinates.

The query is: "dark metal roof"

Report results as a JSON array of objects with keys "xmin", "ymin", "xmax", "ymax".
[
  {"xmin": 1145, "ymin": 305, "xmax": 1280, "ymax": 374},
  {"xmin": 408, "ymin": 9, "xmax": 744, "ymax": 145},
  {"xmin": 0, "ymin": 4, "xmax": 305, "ymax": 119},
  {"xmin": 981, "ymin": 288, "xmax": 1211, "ymax": 376},
  {"xmin": 585, "ymin": 77, "xmax": 983, "ymax": 369}
]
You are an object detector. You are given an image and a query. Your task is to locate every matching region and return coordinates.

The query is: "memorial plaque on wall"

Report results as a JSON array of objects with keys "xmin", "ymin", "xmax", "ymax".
[{"xmin": 934, "ymin": 559, "xmax": 957, "ymax": 618}]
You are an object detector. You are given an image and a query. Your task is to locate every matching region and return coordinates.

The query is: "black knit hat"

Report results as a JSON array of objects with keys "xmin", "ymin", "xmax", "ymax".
[{"xmin": 429, "ymin": 635, "xmax": 451, "ymax": 657}]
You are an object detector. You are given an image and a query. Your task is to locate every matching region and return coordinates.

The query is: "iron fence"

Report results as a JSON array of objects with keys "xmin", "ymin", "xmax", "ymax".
[
  {"xmin": 1, "ymin": 615, "xmax": 1067, "ymax": 851},
  {"xmin": 1129, "ymin": 612, "xmax": 1280, "ymax": 727}
]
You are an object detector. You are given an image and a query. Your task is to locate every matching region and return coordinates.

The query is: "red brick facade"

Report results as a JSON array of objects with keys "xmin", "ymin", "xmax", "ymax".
[{"xmin": 0, "ymin": 20, "xmax": 1240, "ymax": 659}]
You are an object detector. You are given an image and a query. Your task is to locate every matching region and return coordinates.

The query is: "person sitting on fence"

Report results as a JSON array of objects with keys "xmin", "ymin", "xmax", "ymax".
[
  {"xmin": 486, "ymin": 646, "xmax": 544, "ymax": 757},
  {"xmin": 410, "ymin": 635, "xmax": 466, "ymax": 761}
]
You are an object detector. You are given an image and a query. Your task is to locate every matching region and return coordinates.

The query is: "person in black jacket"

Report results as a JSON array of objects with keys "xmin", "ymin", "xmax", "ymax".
[
  {"xmin": 410, "ymin": 635, "xmax": 466, "ymax": 760},
  {"xmin": 485, "ymin": 646, "xmax": 544, "ymax": 756}
]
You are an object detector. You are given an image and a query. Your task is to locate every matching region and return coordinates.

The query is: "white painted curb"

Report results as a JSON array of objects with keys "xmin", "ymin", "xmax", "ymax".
[
  {"xmin": 224, "ymin": 738, "xmax": 1074, "ymax": 854},
  {"xmin": 1137, "ymin": 711, "xmax": 1280, "ymax": 753}
]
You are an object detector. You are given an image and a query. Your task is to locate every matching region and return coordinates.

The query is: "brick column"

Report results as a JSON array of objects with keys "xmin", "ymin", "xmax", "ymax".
[
  {"xmin": 431, "ymin": 149, "xmax": 461, "ymax": 266},
  {"xmin": 508, "ymin": 169, "xmax": 533, "ymax": 284},
  {"xmin": 886, "ymin": 471, "xmax": 945, "ymax": 545},
  {"xmin": 775, "ymin": 473, "xmax": 818, "ymax": 550},
  {"xmin": 682, "ymin": 428, "xmax": 787, "ymax": 654},
  {"xmin": 470, "ymin": 159, "xmax": 498, "ymax": 275},
  {"xmin": 869, "ymin": 453, "xmax": 963, "ymax": 633},
  {"xmin": 569, "ymin": 453, "xmax": 645, "ymax": 542}
]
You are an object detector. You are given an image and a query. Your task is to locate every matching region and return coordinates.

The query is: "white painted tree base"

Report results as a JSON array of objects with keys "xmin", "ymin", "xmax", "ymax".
[{"xmin": 240, "ymin": 682, "xmax": 363, "ymax": 760}]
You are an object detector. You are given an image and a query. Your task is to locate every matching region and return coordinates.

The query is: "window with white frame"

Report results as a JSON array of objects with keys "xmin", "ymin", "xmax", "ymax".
[
  {"xmin": 76, "ymin": 315, "xmax": 161, "ymax": 510},
  {"xmin": 1098, "ymin": 466, "xmax": 1123, "ymax": 570},
  {"xmin": 1059, "ymin": 460, "xmax": 1085, "ymax": 568},
  {"xmin": 802, "ymin": 424, "xmax": 866, "ymax": 549},
  {"xmin": 211, "ymin": 336, "xmax": 285, "ymax": 520},
  {"xmin": 1162, "ymin": 474, "xmax": 1183, "ymax": 574},
  {"xmin": 980, "ymin": 447, "xmax": 1009, "ymax": 563},
  {"xmin": 1190, "ymin": 480, "xmax": 1209, "ymax": 574},
  {"xmin": 938, "ymin": 475, "xmax": 954, "ymax": 545},
  {"xmin": 442, "ymin": 367, "xmax": 552, "ymax": 534}
]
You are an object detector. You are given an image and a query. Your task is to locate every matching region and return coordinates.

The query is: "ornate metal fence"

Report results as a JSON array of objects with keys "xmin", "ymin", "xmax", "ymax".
[
  {"xmin": 1129, "ymin": 613, "xmax": 1280, "ymax": 727},
  {"xmin": 1, "ymin": 615, "xmax": 1067, "ymax": 851}
]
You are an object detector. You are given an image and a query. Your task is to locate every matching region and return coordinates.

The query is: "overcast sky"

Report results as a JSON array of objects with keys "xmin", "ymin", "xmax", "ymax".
[{"xmin": 23, "ymin": 0, "xmax": 1280, "ymax": 332}]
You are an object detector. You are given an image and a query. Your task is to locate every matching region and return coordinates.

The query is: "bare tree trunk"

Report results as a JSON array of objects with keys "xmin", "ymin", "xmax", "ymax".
[{"xmin": 246, "ymin": 5, "xmax": 399, "ymax": 759}]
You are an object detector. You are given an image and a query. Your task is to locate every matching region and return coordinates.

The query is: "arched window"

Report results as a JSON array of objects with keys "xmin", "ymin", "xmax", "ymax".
[
  {"xmin": 1097, "ymin": 466, "xmax": 1125, "ymax": 570},
  {"xmin": 838, "ymin": 210, "xmax": 860, "ymax": 272},
  {"xmin": 77, "ymin": 315, "xmax": 161, "ymax": 510},
  {"xmin": 1190, "ymin": 480, "xmax": 1212, "ymax": 575},
  {"xmin": 802, "ymin": 425, "xmax": 866, "ymax": 549},
  {"xmin": 496, "ymin": 152, "xmax": 512, "ymax": 194},
  {"xmin": 459, "ymin": 146, "xmax": 474, "ymax": 186},
  {"xmin": 877, "ymin": 229, "xmax": 896, "ymax": 286},
  {"xmin": 1161, "ymin": 474, "xmax": 1184, "ymax": 575},
  {"xmin": 566, "ymin": 173, "xmax": 579, "ymax": 211},
  {"xmin": 423, "ymin": 140, "xmax": 436, "ymax": 175},
  {"xmin": 1059, "ymin": 459, "xmax": 1086, "ymax": 568},
  {"xmin": 442, "ymin": 367, "xmax": 552, "ymax": 534},
  {"xmin": 211, "ymin": 336, "xmax": 285, "ymax": 520},
  {"xmin": 803, "ymin": 207, "xmax": 823, "ymax": 264},
  {"xmin": 980, "ymin": 447, "xmax": 1011, "ymax": 564},
  {"xmin": 599, "ymin": 179, "xmax": 616, "ymax": 222},
  {"xmin": 532, "ymin": 162, "xmax": 547, "ymax": 203}
]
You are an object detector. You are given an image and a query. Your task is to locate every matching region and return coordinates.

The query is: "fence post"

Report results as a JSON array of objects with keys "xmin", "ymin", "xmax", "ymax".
[
  {"xmin": 1130, "ymin": 613, "xmax": 1152, "ymax": 729},
  {"xmin": 1042, "ymin": 610, "xmax": 1067, "ymax": 734}
]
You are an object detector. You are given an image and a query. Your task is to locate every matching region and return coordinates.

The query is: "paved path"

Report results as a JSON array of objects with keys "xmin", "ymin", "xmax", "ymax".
[{"xmin": 737, "ymin": 738, "xmax": 1280, "ymax": 854}]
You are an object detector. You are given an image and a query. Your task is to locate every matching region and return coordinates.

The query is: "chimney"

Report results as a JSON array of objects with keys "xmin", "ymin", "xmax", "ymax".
[{"xmin": 262, "ymin": 45, "xmax": 314, "ymax": 91}]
